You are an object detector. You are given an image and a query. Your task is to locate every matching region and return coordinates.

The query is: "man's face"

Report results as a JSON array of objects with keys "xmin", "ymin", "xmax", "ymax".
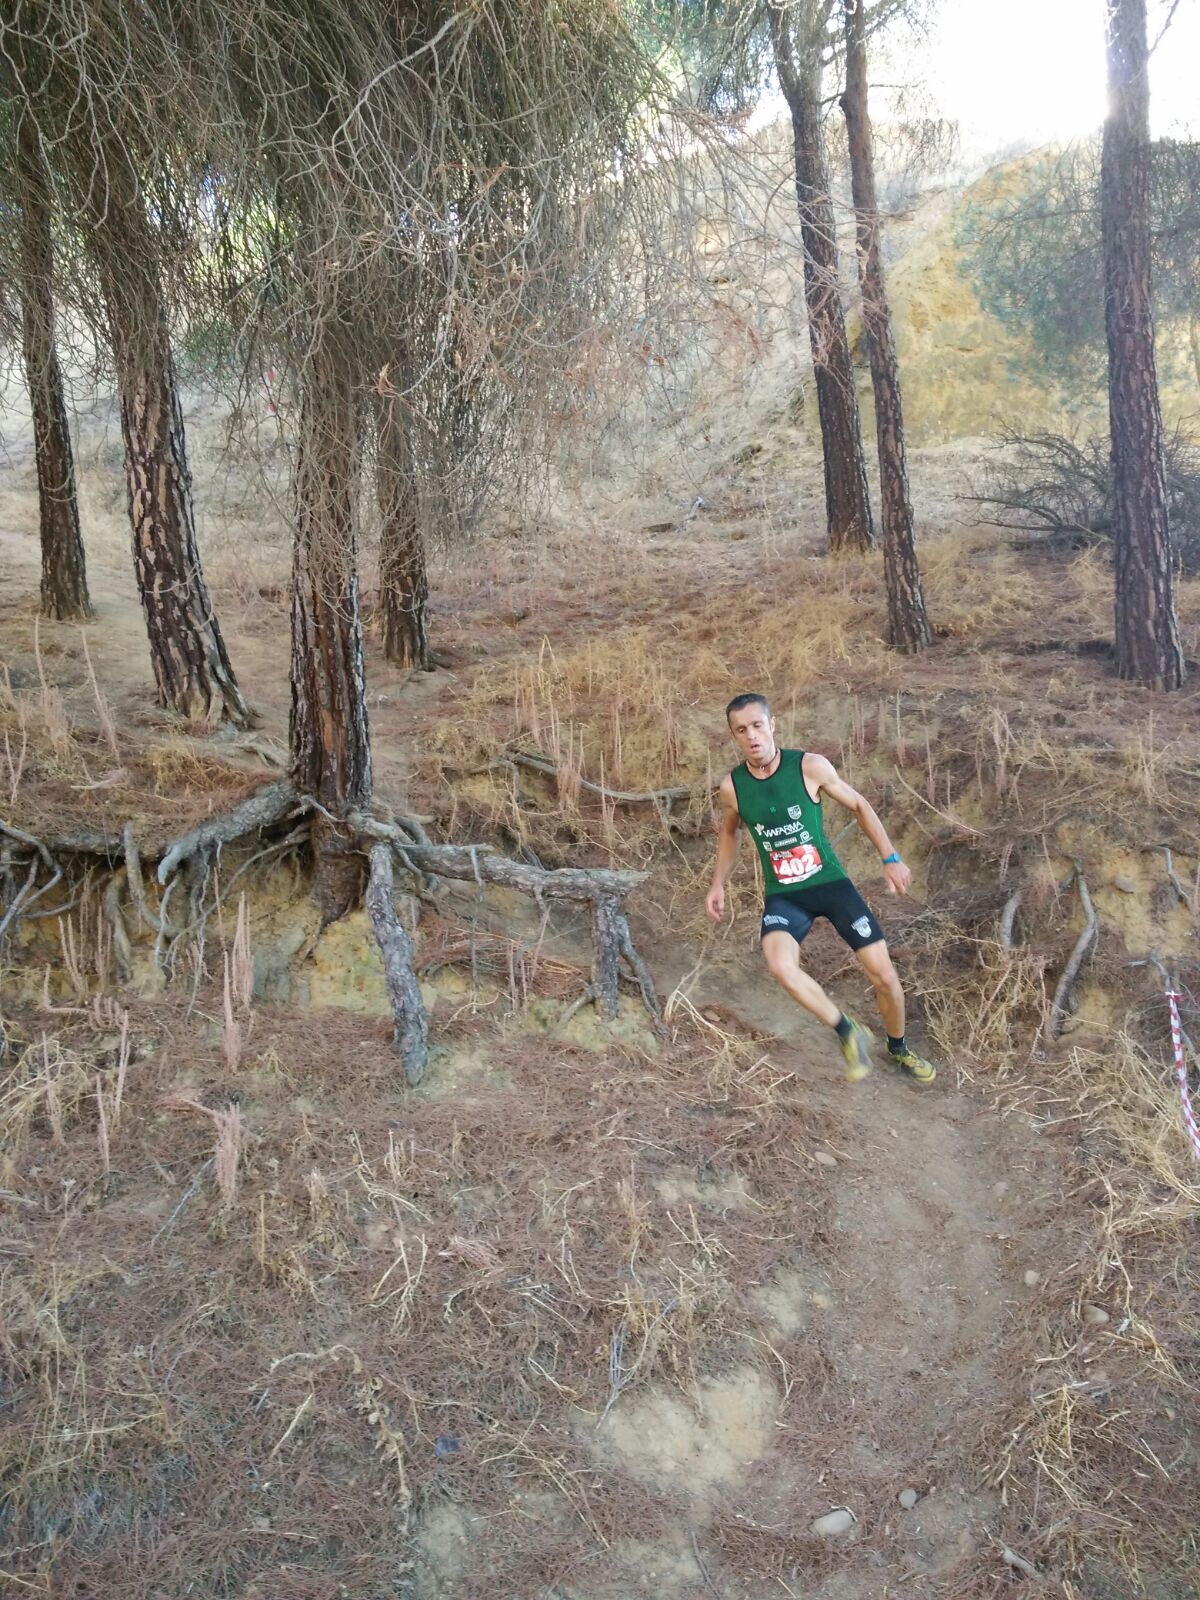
[{"xmin": 728, "ymin": 703, "xmax": 775, "ymax": 763}]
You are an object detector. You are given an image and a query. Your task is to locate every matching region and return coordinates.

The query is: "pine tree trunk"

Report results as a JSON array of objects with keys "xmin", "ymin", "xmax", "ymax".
[
  {"xmin": 16, "ymin": 122, "xmax": 91, "ymax": 622},
  {"xmin": 290, "ymin": 340, "xmax": 372, "ymax": 923},
  {"xmin": 1101, "ymin": 0, "xmax": 1184, "ymax": 689},
  {"xmin": 376, "ymin": 395, "xmax": 433, "ymax": 670},
  {"xmin": 841, "ymin": 1, "xmax": 931, "ymax": 652},
  {"xmin": 93, "ymin": 186, "xmax": 250, "ymax": 725},
  {"xmin": 769, "ymin": 6, "xmax": 874, "ymax": 555}
]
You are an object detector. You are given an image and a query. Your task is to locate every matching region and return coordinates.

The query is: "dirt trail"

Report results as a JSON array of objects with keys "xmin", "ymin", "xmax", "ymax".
[{"xmin": 642, "ymin": 959, "xmax": 1060, "ymax": 1594}]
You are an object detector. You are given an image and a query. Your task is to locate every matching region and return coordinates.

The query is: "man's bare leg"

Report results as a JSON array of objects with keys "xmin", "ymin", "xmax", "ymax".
[
  {"xmin": 855, "ymin": 939, "xmax": 904, "ymax": 1038},
  {"xmin": 761, "ymin": 931, "xmax": 872, "ymax": 1080},
  {"xmin": 855, "ymin": 938, "xmax": 936, "ymax": 1084}
]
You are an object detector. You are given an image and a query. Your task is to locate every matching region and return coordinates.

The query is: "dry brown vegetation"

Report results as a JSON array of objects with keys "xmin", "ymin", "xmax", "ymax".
[
  {"xmin": 4, "ymin": 470, "xmax": 1200, "ymax": 1595},
  {"xmin": 3, "ymin": 134, "xmax": 1200, "ymax": 1592}
]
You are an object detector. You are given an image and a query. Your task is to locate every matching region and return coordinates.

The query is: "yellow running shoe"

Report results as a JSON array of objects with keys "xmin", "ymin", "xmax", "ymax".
[
  {"xmin": 888, "ymin": 1045, "xmax": 937, "ymax": 1085},
  {"xmin": 839, "ymin": 1017, "xmax": 874, "ymax": 1082}
]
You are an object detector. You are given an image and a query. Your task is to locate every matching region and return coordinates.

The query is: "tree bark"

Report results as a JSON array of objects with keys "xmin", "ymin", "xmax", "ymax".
[
  {"xmin": 290, "ymin": 337, "xmax": 372, "ymax": 922},
  {"xmin": 1101, "ymin": 0, "xmax": 1184, "ymax": 689},
  {"xmin": 840, "ymin": 0, "xmax": 931, "ymax": 651},
  {"xmin": 769, "ymin": 3, "xmax": 874, "ymax": 555},
  {"xmin": 16, "ymin": 121, "xmax": 91, "ymax": 622},
  {"xmin": 376, "ymin": 394, "xmax": 433, "ymax": 670},
  {"xmin": 93, "ymin": 183, "xmax": 250, "ymax": 725},
  {"xmin": 365, "ymin": 842, "xmax": 429, "ymax": 1083}
]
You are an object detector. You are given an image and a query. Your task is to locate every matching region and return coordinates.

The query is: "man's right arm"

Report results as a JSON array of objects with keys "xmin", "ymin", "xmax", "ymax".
[{"xmin": 705, "ymin": 775, "xmax": 742, "ymax": 921}]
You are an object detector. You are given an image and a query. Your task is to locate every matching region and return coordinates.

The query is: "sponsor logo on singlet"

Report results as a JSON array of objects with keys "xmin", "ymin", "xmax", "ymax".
[{"xmin": 755, "ymin": 821, "xmax": 813, "ymax": 842}]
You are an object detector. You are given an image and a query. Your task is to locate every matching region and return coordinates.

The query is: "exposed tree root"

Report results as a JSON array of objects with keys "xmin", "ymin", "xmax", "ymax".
[
  {"xmin": 999, "ymin": 888, "xmax": 1023, "ymax": 950},
  {"xmin": 3, "ymin": 781, "xmax": 662, "ymax": 1068},
  {"xmin": 1048, "ymin": 868, "xmax": 1098, "ymax": 1040},
  {"xmin": 156, "ymin": 780, "xmax": 309, "ymax": 884},
  {"xmin": 354, "ymin": 811, "xmax": 661, "ymax": 1029},
  {"xmin": 365, "ymin": 843, "xmax": 429, "ymax": 1084}
]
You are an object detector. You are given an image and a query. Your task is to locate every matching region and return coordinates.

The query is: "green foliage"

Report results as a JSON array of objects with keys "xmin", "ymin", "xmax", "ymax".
[{"xmin": 957, "ymin": 139, "xmax": 1200, "ymax": 396}]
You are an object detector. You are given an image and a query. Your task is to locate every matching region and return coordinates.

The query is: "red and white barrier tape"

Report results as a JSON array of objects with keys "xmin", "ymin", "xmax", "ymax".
[{"xmin": 1165, "ymin": 990, "xmax": 1200, "ymax": 1162}]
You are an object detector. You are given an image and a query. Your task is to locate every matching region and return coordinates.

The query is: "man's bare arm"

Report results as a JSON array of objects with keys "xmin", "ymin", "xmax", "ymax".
[
  {"xmin": 705, "ymin": 775, "xmax": 742, "ymax": 919},
  {"xmin": 805, "ymin": 753, "xmax": 911, "ymax": 896}
]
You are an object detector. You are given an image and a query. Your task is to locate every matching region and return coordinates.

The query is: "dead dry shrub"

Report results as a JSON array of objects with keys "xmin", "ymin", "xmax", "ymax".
[{"xmin": 969, "ymin": 1022, "xmax": 1200, "ymax": 1592}]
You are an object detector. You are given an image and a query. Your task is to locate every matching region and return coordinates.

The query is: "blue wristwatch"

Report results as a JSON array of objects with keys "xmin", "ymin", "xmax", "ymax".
[{"xmin": 882, "ymin": 852, "xmax": 902, "ymax": 865}]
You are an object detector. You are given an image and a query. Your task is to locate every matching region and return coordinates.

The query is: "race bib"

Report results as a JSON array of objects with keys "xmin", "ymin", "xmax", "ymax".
[{"xmin": 770, "ymin": 844, "xmax": 823, "ymax": 884}]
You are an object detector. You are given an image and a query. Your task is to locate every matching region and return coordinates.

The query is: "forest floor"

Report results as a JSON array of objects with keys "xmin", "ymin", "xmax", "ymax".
[{"xmin": 2, "ymin": 414, "xmax": 1200, "ymax": 1600}]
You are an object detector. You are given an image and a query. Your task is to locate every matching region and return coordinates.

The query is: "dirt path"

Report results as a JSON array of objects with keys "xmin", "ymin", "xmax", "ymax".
[{"xmin": 654, "ymin": 962, "xmax": 1059, "ymax": 1595}]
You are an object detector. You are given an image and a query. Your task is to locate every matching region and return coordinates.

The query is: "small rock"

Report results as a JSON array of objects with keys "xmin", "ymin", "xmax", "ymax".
[
  {"xmin": 1083, "ymin": 1304, "xmax": 1109, "ymax": 1326},
  {"xmin": 1113, "ymin": 875, "xmax": 1138, "ymax": 894},
  {"xmin": 1023, "ymin": 1269, "xmax": 1040, "ymax": 1287},
  {"xmin": 814, "ymin": 1151, "xmax": 838, "ymax": 1168},
  {"xmin": 811, "ymin": 1292, "xmax": 831, "ymax": 1309},
  {"xmin": 810, "ymin": 1508, "xmax": 856, "ymax": 1537},
  {"xmin": 898, "ymin": 1488, "xmax": 919, "ymax": 1510}
]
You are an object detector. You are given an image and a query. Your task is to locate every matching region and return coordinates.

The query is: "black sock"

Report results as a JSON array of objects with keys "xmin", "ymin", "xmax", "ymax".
[
  {"xmin": 834, "ymin": 1014, "xmax": 853, "ymax": 1042},
  {"xmin": 888, "ymin": 1034, "xmax": 906, "ymax": 1055}
]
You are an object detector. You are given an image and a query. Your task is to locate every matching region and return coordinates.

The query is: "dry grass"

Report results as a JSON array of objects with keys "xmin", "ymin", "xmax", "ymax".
[
  {"xmin": 975, "ymin": 1027, "xmax": 1200, "ymax": 1595},
  {"xmin": 3, "ymin": 329, "xmax": 1200, "ymax": 1599},
  {"xmin": 0, "ymin": 992, "xmax": 856, "ymax": 1597}
]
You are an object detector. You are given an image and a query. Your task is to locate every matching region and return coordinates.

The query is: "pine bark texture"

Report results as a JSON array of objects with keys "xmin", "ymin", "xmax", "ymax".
[
  {"xmin": 376, "ymin": 396, "xmax": 433, "ymax": 670},
  {"xmin": 16, "ymin": 121, "xmax": 91, "ymax": 622},
  {"xmin": 94, "ymin": 185, "xmax": 250, "ymax": 724},
  {"xmin": 1101, "ymin": 0, "xmax": 1184, "ymax": 689},
  {"xmin": 289, "ymin": 341, "xmax": 372, "ymax": 921},
  {"xmin": 769, "ymin": 5, "xmax": 874, "ymax": 555},
  {"xmin": 841, "ymin": 0, "xmax": 931, "ymax": 651}
]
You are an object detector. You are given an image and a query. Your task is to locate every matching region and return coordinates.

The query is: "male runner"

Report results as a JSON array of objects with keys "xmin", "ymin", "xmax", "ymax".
[{"xmin": 705, "ymin": 692, "xmax": 935, "ymax": 1085}]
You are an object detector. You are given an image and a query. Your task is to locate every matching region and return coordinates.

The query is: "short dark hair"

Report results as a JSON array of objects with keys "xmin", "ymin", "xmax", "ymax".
[{"xmin": 726, "ymin": 692, "xmax": 771, "ymax": 723}]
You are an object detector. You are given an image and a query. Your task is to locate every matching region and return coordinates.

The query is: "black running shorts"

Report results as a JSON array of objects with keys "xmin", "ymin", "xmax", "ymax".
[{"xmin": 759, "ymin": 877, "xmax": 884, "ymax": 952}]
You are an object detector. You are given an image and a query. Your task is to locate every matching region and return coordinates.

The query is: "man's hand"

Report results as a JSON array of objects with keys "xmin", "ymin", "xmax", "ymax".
[
  {"xmin": 882, "ymin": 859, "xmax": 911, "ymax": 896},
  {"xmin": 705, "ymin": 881, "xmax": 726, "ymax": 921}
]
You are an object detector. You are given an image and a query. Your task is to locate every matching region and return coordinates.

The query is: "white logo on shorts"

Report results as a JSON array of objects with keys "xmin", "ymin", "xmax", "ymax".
[
  {"xmin": 763, "ymin": 915, "xmax": 788, "ymax": 927},
  {"xmin": 852, "ymin": 916, "xmax": 873, "ymax": 938}
]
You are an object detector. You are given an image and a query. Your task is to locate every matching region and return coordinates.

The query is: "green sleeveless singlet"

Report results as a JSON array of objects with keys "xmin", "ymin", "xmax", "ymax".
[{"xmin": 730, "ymin": 749, "xmax": 847, "ymax": 897}]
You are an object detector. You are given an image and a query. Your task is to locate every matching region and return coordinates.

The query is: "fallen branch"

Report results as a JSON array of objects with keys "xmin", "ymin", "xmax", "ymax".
[
  {"xmin": 1048, "ymin": 869, "xmax": 1098, "ymax": 1040},
  {"xmin": 491, "ymin": 750, "xmax": 709, "ymax": 808},
  {"xmin": 365, "ymin": 842, "xmax": 429, "ymax": 1085}
]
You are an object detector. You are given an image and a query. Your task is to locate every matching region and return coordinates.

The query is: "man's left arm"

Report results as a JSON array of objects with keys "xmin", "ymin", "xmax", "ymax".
[{"xmin": 807, "ymin": 753, "xmax": 911, "ymax": 896}]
